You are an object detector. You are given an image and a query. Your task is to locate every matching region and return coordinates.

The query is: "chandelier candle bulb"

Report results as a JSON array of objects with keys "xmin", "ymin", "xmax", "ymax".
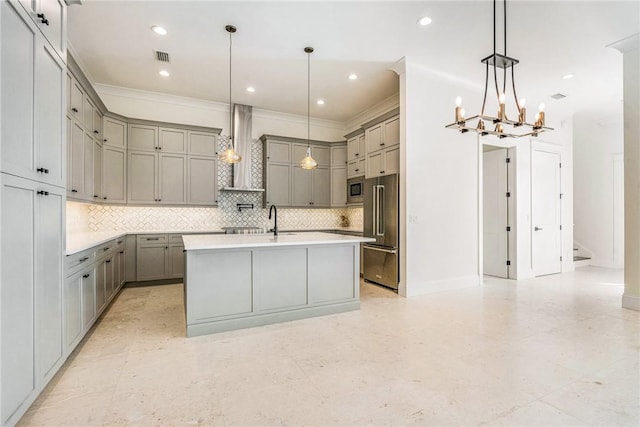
[
  {"xmin": 455, "ymin": 97, "xmax": 464, "ymax": 123},
  {"xmin": 518, "ymin": 98, "xmax": 526, "ymax": 124},
  {"xmin": 498, "ymin": 93, "xmax": 506, "ymax": 121}
]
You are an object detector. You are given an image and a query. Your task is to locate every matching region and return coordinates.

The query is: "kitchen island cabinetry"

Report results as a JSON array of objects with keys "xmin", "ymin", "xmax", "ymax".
[{"xmin": 183, "ymin": 232, "xmax": 374, "ymax": 337}]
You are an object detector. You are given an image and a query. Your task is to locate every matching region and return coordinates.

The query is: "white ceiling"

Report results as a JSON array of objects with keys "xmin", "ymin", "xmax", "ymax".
[{"xmin": 68, "ymin": 1, "xmax": 639, "ymax": 123}]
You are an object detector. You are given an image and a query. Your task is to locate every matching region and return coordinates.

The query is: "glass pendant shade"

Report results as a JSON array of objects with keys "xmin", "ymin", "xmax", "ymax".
[
  {"xmin": 217, "ymin": 134, "xmax": 241, "ymax": 164},
  {"xmin": 300, "ymin": 146, "xmax": 318, "ymax": 170}
]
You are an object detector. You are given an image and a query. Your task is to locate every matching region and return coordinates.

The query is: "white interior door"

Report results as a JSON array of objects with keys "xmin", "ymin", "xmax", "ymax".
[
  {"xmin": 483, "ymin": 148, "xmax": 508, "ymax": 278},
  {"xmin": 532, "ymin": 149, "xmax": 561, "ymax": 276}
]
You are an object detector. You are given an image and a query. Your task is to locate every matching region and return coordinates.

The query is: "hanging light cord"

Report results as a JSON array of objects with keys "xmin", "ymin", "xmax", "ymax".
[
  {"xmin": 229, "ymin": 28, "xmax": 233, "ymax": 147},
  {"xmin": 307, "ymin": 50, "xmax": 310, "ymax": 148}
]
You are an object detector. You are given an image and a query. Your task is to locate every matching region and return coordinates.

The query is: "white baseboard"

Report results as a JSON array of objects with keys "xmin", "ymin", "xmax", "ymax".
[
  {"xmin": 405, "ymin": 275, "xmax": 480, "ymax": 297},
  {"xmin": 574, "ymin": 258, "xmax": 592, "ymax": 268},
  {"xmin": 622, "ymin": 293, "xmax": 640, "ymax": 311}
]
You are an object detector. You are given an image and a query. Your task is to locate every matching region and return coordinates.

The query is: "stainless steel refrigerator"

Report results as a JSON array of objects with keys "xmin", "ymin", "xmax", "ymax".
[{"xmin": 363, "ymin": 173, "xmax": 399, "ymax": 290}]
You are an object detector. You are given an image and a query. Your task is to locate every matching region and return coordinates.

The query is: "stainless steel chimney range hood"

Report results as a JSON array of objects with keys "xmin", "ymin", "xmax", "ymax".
[{"xmin": 220, "ymin": 104, "xmax": 265, "ymax": 192}]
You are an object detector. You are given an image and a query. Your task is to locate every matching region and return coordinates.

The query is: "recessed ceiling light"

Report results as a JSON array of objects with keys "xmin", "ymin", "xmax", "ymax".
[
  {"xmin": 317, "ymin": 99, "xmax": 325, "ymax": 106},
  {"xmin": 159, "ymin": 70, "xmax": 170, "ymax": 77},
  {"xmin": 417, "ymin": 16, "xmax": 432, "ymax": 26},
  {"xmin": 562, "ymin": 73, "xmax": 574, "ymax": 80},
  {"xmin": 151, "ymin": 26, "xmax": 167, "ymax": 36},
  {"xmin": 348, "ymin": 73, "xmax": 358, "ymax": 80},
  {"xmin": 246, "ymin": 86, "xmax": 255, "ymax": 93}
]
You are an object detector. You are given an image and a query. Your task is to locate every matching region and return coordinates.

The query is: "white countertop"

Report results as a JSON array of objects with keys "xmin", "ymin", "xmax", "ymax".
[
  {"xmin": 66, "ymin": 228, "xmax": 365, "ymax": 255},
  {"xmin": 182, "ymin": 232, "xmax": 374, "ymax": 251}
]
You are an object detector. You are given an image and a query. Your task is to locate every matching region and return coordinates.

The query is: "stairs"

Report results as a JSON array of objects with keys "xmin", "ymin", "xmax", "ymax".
[{"xmin": 573, "ymin": 248, "xmax": 591, "ymax": 268}]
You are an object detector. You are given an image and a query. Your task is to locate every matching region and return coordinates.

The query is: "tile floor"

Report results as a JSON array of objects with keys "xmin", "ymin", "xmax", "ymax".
[{"xmin": 19, "ymin": 267, "xmax": 639, "ymax": 426}]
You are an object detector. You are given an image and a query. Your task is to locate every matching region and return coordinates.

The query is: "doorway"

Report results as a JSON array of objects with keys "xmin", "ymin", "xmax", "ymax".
[
  {"xmin": 531, "ymin": 148, "xmax": 562, "ymax": 276},
  {"xmin": 483, "ymin": 147, "xmax": 510, "ymax": 278}
]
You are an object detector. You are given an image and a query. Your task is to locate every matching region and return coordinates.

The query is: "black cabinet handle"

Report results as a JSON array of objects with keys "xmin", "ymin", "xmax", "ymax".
[
  {"xmin": 94, "ymin": 195, "xmax": 99, "ymax": 198},
  {"xmin": 82, "ymin": 274, "xmax": 90, "ymax": 279},
  {"xmin": 36, "ymin": 167, "xmax": 49, "ymax": 174},
  {"xmin": 94, "ymin": 130, "xmax": 99, "ymax": 134},
  {"xmin": 380, "ymin": 170, "xmax": 385, "ymax": 174},
  {"xmin": 119, "ymin": 251, "xmax": 124, "ymax": 254},
  {"xmin": 103, "ymin": 138, "xmax": 108, "ymax": 142},
  {"xmin": 146, "ymin": 238, "xmax": 160, "ymax": 241},
  {"xmin": 165, "ymin": 246, "xmax": 168, "ymax": 249},
  {"xmin": 71, "ymin": 189, "xmax": 78, "ymax": 193},
  {"xmin": 158, "ymin": 147, "xmax": 162, "ymax": 150},
  {"xmin": 37, "ymin": 13, "xmax": 49, "ymax": 25},
  {"xmin": 355, "ymin": 153, "xmax": 359, "ymax": 157},
  {"xmin": 105, "ymin": 260, "xmax": 111, "ymax": 263},
  {"xmin": 379, "ymin": 143, "xmax": 385, "ymax": 147},
  {"xmin": 103, "ymin": 247, "xmax": 110, "ymax": 251},
  {"xmin": 79, "ymin": 257, "xmax": 89, "ymax": 262},
  {"xmin": 71, "ymin": 107, "xmax": 78, "ymax": 113},
  {"xmin": 355, "ymin": 169, "xmax": 359, "ymax": 172},
  {"xmin": 103, "ymin": 197, "xmax": 107, "ymax": 200},
  {"xmin": 37, "ymin": 190, "xmax": 49, "ymax": 196}
]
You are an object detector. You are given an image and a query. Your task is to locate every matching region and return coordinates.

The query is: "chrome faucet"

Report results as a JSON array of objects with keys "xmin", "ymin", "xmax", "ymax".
[{"xmin": 268, "ymin": 205, "xmax": 278, "ymax": 236}]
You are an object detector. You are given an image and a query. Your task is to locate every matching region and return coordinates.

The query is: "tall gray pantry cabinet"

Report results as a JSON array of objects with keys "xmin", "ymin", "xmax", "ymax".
[{"xmin": 0, "ymin": 0, "xmax": 67, "ymax": 425}]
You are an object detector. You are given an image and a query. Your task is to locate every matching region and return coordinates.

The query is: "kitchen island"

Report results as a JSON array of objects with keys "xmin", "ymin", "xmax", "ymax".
[{"xmin": 182, "ymin": 232, "xmax": 374, "ymax": 337}]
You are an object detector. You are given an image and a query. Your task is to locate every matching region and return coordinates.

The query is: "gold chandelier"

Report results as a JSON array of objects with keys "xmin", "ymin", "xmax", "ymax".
[{"xmin": 445, "ymin": 0, "xmax": 553, "ymax": 139}]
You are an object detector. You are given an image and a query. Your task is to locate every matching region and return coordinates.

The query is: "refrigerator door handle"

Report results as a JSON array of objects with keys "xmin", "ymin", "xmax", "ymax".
[
  {"xmin": 376, "ymin": 185, "xmax": 385, "ymax": 236},
  {"xmin": 364, "ymin": 245, "xmax": 397, "ymax": 254},
  {"xmin": 372, "ymin": 184, "xmax": 378, "ymax": 236}
]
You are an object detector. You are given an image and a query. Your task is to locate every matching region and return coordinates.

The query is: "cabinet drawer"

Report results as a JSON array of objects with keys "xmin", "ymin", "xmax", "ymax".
[
  {"xmin": 65, "ymin": 248, "xmax": 96, "ymax": 276},
  {"xmin": 137, "ymin": 234, "xmax": 168, "ymax": 245},
  {"xmin": 169, "ymin": 234, "xmax": 184, "ymax": 244},
  {"xmin": 96, "ymin": 239, "xmax": 117, "ymax": 257}
]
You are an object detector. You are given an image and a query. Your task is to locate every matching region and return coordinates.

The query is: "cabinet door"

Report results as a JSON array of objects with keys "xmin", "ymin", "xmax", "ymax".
[
  {"xmin": 367, "ymin": 151, "xmax": 383, "ymax": 178},
  {"xmin": 383, "ymin": 146, "xmax": 400, "ymax": 175},
  {"xmin": 128, "ymin": 124, "xmax": 158, "ymax": 152},
  {"xmin": 168, "ymin": 244, "xmax": 185, "ymax": 278},
  {"xmin": 266, "ymin": 162, "xmax": 291, "ymax": 206},
  {"xmin": 64, "ymin": 272, "xmax": 82, "ymax": 352},
  {"xmin": 35, "ymin": 184, "xmax": 64, "ymax": 383},
  {"xmin": 69, "ymin": 120, "xmax": 84, "ymax": 196},
  {"xmin": 312, "ymin": 167, "xmax": 331, "ymax": 207},
  {"xmin": 313, "ymin": 145, "xmax": 331, "ymax": 167},
  {"xmin": 37, "ymin": 0, "xmax": 65, "ymax": 58},
  {"xmin": 103, "ymin": 117, "xmax": 126, "ymax": 148},
  {"xmin": 1, "ymin": 175, "xmax": 36, "ymax": 422},
  {"xmin": 93, "ymin": 109, "xmax": 103, "ymax": 140},
  {"xmin": 1, "ymin": 1, "xmax": 36, "ymax": 179},
  {"xmin": 331, "ymin": 167, "xmax": 347, "ymax": 207},
  {"xmin": 266, "ymin": 140, "xmax": 291, "ymax": 163},
  {"xmin": 158, "ymin": 153, "xmax": 187, "ymax": 204},
  {"xmin": 127, "ymin": 150, "xmax": 157, "ymax": 204},
  {"xmin": 159, "ymin": 127, "xmax": 187, "ymax": 154},
  {"xmin": 83, "ymin": 96, "xmax": 95, "ymax": 131},
  {"xmin": 137, "ymin": 245, "xmax": 168, "ymax": 281},
  {"xmin": 188, "ymin": 156, "xmax": 217, "ymax": 205},
  {"xmin": 384, "ymin": 116, "xmax": 400, "ymax": 147},
  {"xmin": 118, "ymin": 249, "xmax": 126, "ymax": 287},
  {"xmin": 82, "ymin": 131, "xmax": 94, "ymax": 199},
  {"xmin": 35, "ymin": 40, "xmax": 65, "ymax": 187},
  {"xmin": 95, "ymin": 259, "xmax": 106, "ymax": 313},
  {"xmin": 331, "ymin": 145, "xmax": 347, "ymax": 166},
  {"xmin": 365, "ymin": 123, "xmax": 383, "ymax": 154},
  {"xmin": 69, "ymin": 76, "xmax": 83, "ymax": 120},
  {"xmin": 347, "ymin": 159, "xmax": 365, "ymax": 178},
  {"xmin": 292, "ymin": 165, "xmax": 312, "ymax": 206},
  {"xmin": 347, "ymin": 137, "xmax": 358, "ymax": 161},
  {"xmin": 187, "ymin": 131, "xmax": 217, "ymax": 156},
  {"xmin": 93, "ymin": 140, "xmax": 102, "ymax": 200},
  {"xmin": 103, "ymin": 146, "xmax": 126, "ymax": 203},
  {"xmin": 357, "ymin": 134, "xmax": 366, "ymax": 158},
  {"xmin": 81, "ymin": 267, "xmax": 96, "ymax": 332},
  {"xmin": 104, "ymin": 256, "xmax": 114, "ymax": 300}
]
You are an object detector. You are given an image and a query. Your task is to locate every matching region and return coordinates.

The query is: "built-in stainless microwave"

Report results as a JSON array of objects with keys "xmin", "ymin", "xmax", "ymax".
[{"xmin": 347, "ymin": 177, "xmax": 364, "ymax": 204}]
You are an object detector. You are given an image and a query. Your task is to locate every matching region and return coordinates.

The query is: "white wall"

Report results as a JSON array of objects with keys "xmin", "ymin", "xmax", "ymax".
[
  {"xmin": 395, "ymin": 59, "xmax": 480, "ymax": 297},
  {"xmin": 573, "ymin": 109, "xmax": 624, "ymax": 268},
  {"xmin": 94, "ymin": 84, "xmax": 346, "ymax": 142}
]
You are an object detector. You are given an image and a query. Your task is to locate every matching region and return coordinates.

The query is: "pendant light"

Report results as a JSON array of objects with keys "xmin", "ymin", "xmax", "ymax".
[
  {"xmin": 445, "ymin": 0, "xmax": 553, "ymax": 139},
  {"xmin": 300, "ymin": 47, "xmax": 318, "ymax": 170},
  {"xmin": 218, "ymin": 25, "xmax": 242, "ymax": 164}
]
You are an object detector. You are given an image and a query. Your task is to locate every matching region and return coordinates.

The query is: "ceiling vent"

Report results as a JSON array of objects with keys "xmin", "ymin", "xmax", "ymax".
[
  {"xmin": 551, "ymin": 93, "xmax": 567, "ymax": 100},
  {"xmin": 154, "ymin": 50, "xmax": 170, "ymax": 63}
]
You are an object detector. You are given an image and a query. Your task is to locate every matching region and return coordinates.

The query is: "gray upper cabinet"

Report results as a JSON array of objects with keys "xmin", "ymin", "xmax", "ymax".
[
  {"xmin": 187, "ymin": 130, "xmax": 217, "ymax": 156},
  {"xmin": 347, "ymin": 133, "xmax": 365, "ymax": 161},
  {"xmin": 265, "ymin": 162, "xmax": 291, "ymax": 207},
  {"xmin": 292, "ymin": 143, "xmax": 330, "ymax": 167},
  {"xmin": 69, "ymin": 75, "xmax": 83, "ymax": 120},
  {"xmin": 127, "ymin": 150, "xmax": 157, "ymax": 204},
  {"xmin": 158, "ymin": 153, "xmax": 187, "ymax": 204},
  {"xmin": 384, "ymin": 116, "xmax": 400, "ymax": 147},
  {"xmin": 292, "ymin": 166, "xmax": 330, "ymax": 207},
  {"xmin": 21, "ymin": 0, "xmax": 66, "ymax": 60},
  {"xmin": 365, "ymin": 115, "xmax": 399, "ymax": 155},
  {"xmin": 93, "ymin": 139, "xmax": 102, "ymax": 200},
  {"xmin": 102, "ymin": 146, "xmax": 126, "ymax": 203},
  {"xmin": 103, "ymin": 117, "xmax": 127, "ymax": 148},
  {"xmin": 312, "ymin": 167, "xmax": 331, "ymax": 207},
  {"xmin": 1, "ymin": 3, "xmax": 65, "ymax": 188},
  {"xmin": 331, "ymin": 145, "xmax": 347, "ymax": 166},
  {"xmin": 128, "ymin": 124, "xmax": 158, "ymax": 152},
  {"xmin": 83, "ymin": 96, "xmax": 95, "ymax": 131},
  {"xmin": 82, "ymin": 130, "xmax": 94, "ymax": 200},
  {"xmin": 331, "ymin": 166, "xmax": 347, "ymax": 207},
  {"xmin": 292, "ymin": 165, "xmax": 312, "ymax": 206},
  {"xmin": 188, "ymin": 156, "xmax": 218, "ymax": 206},
  {"xmin": 159, "ymin": 127, "xmax": 187, "ymax": 154},
  {"xmin": 92, "ymin": 109, "xmax": 103, "ymax": 140},
  {"xmin": 68, "ymin": 120, "xmax": 84, "ymax": 196},
  {"xmin": 266, "ymin": 140, "xmax": 291, "ymax": 163}
]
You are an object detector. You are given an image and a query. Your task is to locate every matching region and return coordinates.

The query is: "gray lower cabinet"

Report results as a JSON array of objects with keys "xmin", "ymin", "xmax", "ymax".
[
  {"xmin": 1, "ymin": 174, "xmax": 64, "ymax": 425},
  {"xmin": 95, "ymin": 257, "xmax": 107, "ymax": 313},
  {"xmin": 136, "ymin": 234, "xmax": 184, "ymax": 281}
]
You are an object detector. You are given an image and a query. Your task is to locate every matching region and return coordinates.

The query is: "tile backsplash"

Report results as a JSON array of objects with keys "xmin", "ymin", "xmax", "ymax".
[{"xmin": 67, "ymin": 136, "xmax": 364, "ymax": 233}]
